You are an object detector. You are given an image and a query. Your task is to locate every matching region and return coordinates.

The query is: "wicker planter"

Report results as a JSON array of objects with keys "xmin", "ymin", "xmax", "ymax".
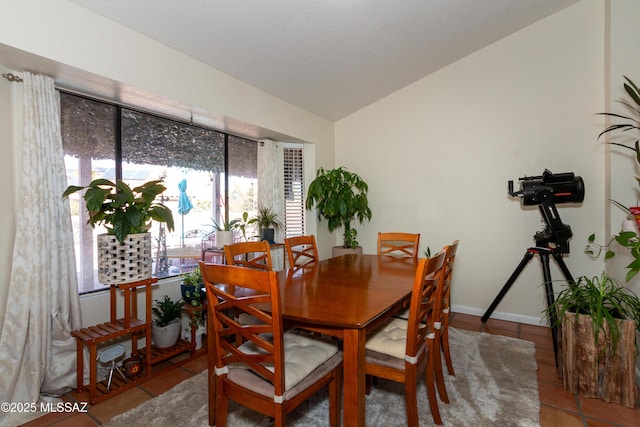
[
  {"xmin": 97, "ymin": 233, "xmax": 152, "ymax": 285},
  {"xmin": 559, "ymin": 312, "xmax": 637, "ymax": 408}
]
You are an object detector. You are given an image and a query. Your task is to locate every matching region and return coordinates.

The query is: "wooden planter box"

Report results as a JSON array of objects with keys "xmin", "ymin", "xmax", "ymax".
[{"xmin": 558, "ymin": 312, "xmax": 637, "ymax": 408}]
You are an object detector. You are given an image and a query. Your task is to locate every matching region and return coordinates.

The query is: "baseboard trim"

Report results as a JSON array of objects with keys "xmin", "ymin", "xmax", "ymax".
[{"xmin": 451, "ymin": 304, "xmax": 547, "ymax": 327}]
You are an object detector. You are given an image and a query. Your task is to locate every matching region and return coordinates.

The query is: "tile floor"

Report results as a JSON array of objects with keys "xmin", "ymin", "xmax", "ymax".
[{"xmin": 19, "ymin": 313, "xmax": 639, "ymax": 426}]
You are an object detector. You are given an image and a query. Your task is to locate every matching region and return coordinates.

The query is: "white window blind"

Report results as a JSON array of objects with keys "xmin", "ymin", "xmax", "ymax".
[{"xmin": 284, "ymin": 146, "xmax": 304, "ymax": 238}]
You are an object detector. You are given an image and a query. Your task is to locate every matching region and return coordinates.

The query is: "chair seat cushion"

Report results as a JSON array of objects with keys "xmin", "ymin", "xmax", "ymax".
[
  {"xmin": 234, "ymin": 330, "xmax": 339, "ymax": 391},
  {"xmin": 365, "ymin": 317, "xmax": 408, "ymax": 360}
]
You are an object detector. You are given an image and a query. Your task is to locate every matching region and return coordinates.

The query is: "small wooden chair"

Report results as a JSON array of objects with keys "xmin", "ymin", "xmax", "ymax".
[
  {"xmin": 377, "ymin": 232, "xmax": 420, "ymax": 259},
  {"xmin": 284, "ymin": 235, "xmax": 319, "ymax": 267},
  {"xmin": 439, "ymin": 240, "xmax": 459, "ymax": 376},
  {"xmin": 224, "ymin": 241, "xmax": 272, "ymax": 271},
  {"xmin": 200, "ymin": 262, "xmax": 343, "ymax": 426},
  {"xmin": 365, "ymin": 250, "xmax": 446, "ymax": 425}
]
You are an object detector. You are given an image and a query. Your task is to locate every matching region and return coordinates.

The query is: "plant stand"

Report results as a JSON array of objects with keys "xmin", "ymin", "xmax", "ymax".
[{"xmin": 558, "ymin": 312, "xmax": 637, "ymax": 408}]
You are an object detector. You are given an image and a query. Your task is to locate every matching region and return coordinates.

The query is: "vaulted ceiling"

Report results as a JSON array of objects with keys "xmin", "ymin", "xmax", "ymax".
[{"xmin": 70, "ymin": 0, "xmax": 581, "ymax": 121}]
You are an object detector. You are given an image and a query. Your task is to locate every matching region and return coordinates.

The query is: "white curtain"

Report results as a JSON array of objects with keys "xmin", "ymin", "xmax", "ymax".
[
  {"xmin": 257, "ymin": 139, "xmax": 285, "ymax": 243},
  {"xmin": 0, "ymin": 73, "xmax": 81, "ymax": 426}
]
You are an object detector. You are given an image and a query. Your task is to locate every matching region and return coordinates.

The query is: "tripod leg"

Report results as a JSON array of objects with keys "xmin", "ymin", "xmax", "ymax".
[
  {"xmin": 539, "ymin": 252, "xmax": 559, "ymax": 367},
  {"xmin": 481, "ymin": 250, "xmax": 534, "ymax": 323},
  {"xmin": 552, "ymin": 252, "xmax": 575, "ymax": 284}
]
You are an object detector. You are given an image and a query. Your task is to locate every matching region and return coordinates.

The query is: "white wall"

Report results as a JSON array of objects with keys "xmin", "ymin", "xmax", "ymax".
[{"xmin": 335, "ymin": 0, "xmax": 607, "ymax": 324}]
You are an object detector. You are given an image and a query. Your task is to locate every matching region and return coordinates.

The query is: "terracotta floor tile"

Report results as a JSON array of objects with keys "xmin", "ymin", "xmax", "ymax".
[
  {"xmin": 538, "ymin": 381, "xmax": 579, "ymax": 412},
  {"xmin": 180, "ymin": 353, "xmax": 208, "ymax": 374},
  {"xmin": 87, "ymin": 387, "xmax": 152, "ymax": 424},
  {"xmin": 482, "ymin": 317, "xmax": 519, "ymax": 332},
  {"xmin": 535, "ymin": 347, "xmax": 557, "ymax": 368},
  {"xmin": 521, "ymin": 323, "xmax": 550, "ymax": 337},
  {"xmin": 539, "ymin": 404, "xmax": 583, "ymax": 427},
  {"xmin": 537, "ymin": 362, "xmax": 563, "ymax": 386},
  {"xmin": 578, "ymin": 395, "xmax": 639, "ymax": 426},
  {"xmin": 49, "ymin": 413, "xmax": 99, "ymax": 426}
]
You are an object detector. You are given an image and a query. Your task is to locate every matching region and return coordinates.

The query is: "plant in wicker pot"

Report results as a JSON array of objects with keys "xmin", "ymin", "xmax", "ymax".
[
  {"xmin": 306, "ymin": 166, "xmax": 372, "ymax": 256},
  {"xmin": 152, "ymin": 295, "xmax": 184, "ymax": 350},
  {"xmin": 62, "ymin": 179, "xmax": 174, "ymax": 284},
  {"xmin": 546, "ymin": 273, "xmax": 640, "ymax": 407}
]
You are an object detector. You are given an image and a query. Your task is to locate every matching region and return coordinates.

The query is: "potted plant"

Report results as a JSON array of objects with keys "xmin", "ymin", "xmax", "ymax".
[
  {"xmin": 306, "ymin": 166, "xmax": 372, "ymax": 255},
  {"xmin": 180, "ymin": 266, "xmax": 205, "ymax": 304},
  {"xmin": 152, "ymin": 295, "xmax": 183, "ymax": 350},
  {"xmin": 180, "ymin": 266, "xmax": 206, "ymax": 350},
  {"xmin": 253, "ymin": 205, "xmax": 282, "ymax": 244},
  {"xmin": 545, "ymin": 273, "xmax": 640, "ymax": 407},
  {"xmin": 592, "ymin": 76, "xmax": 640, "ymax": 280},
  {"xmin": 62, "ymin": 178, "xmax": 174, "ymax": 284},
  {"xmin": 210, "ymin": 213, "xmax": 240, "ymax": 247}
]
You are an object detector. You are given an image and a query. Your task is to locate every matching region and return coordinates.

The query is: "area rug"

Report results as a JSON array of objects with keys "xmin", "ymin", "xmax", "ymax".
[{"xmin": 105, "ymin": 328, "xmax": 540, "ymax": 426}]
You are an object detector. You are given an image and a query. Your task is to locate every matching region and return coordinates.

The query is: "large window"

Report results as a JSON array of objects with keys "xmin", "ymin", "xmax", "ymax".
[{"xmin": 61, "ymin": 93, "xmax": 258, "ymax": 294}]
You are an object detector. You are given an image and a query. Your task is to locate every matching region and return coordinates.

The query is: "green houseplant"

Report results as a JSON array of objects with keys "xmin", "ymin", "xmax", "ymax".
[
  {"xmin": 62, "ymin": 178, "xmax": 175, "ymax": 244},
  {"xmin": 545, "ymin": 273, "xmax": 640, "ymax": 407},
  {"xmin": 589, "ymin": 76, "xmax": 640, "ymax": 281},
  {"xmin": 253, "ymin": 205, "xmax": 282, "ymax": 243},
  {"xmin": 63, "ymin": 178, "xmax": 174, "ymax": 284},
  {"xmin": 152, "ymin": 295, "xmax": 183, "ymax": 349},
  {"xmin": 209, "ymin": 212, "xmax": 239, "ymax": 247},
  {"xmin": 306, "ymin": 166, "xmax": 372, "ymax": 249}
]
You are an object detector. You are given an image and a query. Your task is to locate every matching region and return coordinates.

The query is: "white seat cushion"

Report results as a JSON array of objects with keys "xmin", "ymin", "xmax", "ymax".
[
  {"xmin": 365, "ymin": 317, "xmax": 408, "ymax": 360},
  {"xmin": 235, "ymin": 330, "xmax": 339, "ymax": 391}
]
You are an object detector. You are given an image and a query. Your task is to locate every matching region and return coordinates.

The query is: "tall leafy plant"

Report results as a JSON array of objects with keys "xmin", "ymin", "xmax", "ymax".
[
  {"xmin": 63, "ymin": 178, "xmax": 174, "ymax": 244},
  {"xmin": 306, "ymin": 166, "xmax": 372, "ymax": 248},
  {"xmin": 588, "ymin": 76, "xmax": 640, "ymax": 281}
]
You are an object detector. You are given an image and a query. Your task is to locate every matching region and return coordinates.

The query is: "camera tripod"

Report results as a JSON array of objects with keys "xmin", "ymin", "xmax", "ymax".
[{"xmin": 481, "ymin": 235, "xmax": 575, "ymax": 365}]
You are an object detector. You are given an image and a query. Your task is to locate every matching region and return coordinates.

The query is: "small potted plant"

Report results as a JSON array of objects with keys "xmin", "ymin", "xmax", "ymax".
[
  {"xmin": 180, "ymin": 266, "xmax": 205, "ymax": 305},
  {"xmin": 210, "ymin": 213, "xmax": 240, "ymax": 247},
  {"xmin": 306, "ymin": 166, "xmax": 372, "ymax": 255},
  {"xmin": 152, "ymin": 295, "xmax": 183, "ymax": 350},
  {"xmin": 545, "ymin": 273, "xmax": 640, "ymax": 407},
  {"xmin": 62, "ymin": 178, "xmax": 174, "ymax": 284},
  {"xmin": 253, "ymin": 205, "xmax": 282, "ymax": 243}
]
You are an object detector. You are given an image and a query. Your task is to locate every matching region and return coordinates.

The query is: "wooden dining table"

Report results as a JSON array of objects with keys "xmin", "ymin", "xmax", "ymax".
[{"xmin": 277, "ymin": 253, "xmax": 418, "ymax": 426}]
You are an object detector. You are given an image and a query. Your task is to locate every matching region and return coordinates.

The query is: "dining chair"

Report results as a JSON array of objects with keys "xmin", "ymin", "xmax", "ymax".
[
  {"xmin": 439, "ymin": 240, "xmax": 459, "ymax": 376},
  {"xmin": 364, "ymin": 249, "xmax": 447, "ymax": 425},
  {"xmin": 377, "ymin": 232, "xmax": 421, "ymax": 259},
  {"xmin": 379, "ymin": 232, "xmax": 421, "ymax": 320},
  {"xmin": 224, "ymin": 240, "xmax": 273, "ymax": 271},
  {"xmin": 284, "ymin": 235, "xmax": 319, "ymax": 267},
  {"xmin": 200, "ymin": 262, "xmax": 343, "ymax": 427}
]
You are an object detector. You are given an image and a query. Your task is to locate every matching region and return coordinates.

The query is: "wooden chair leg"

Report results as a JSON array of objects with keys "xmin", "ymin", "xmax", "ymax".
[
  {"xmin": 404, "ymin": 367, "xmax": 420, "ymax": 427},
  {"xmin": 441, "ymin": 315, "xmax": 455, "ymax": 375},
  {"xmin": 432, "ymin": 331, "xmax": 449, "ymax": 404},
  {"xmin": 425, "ymin": 349, "xmax": 443, "ymax": 425}
]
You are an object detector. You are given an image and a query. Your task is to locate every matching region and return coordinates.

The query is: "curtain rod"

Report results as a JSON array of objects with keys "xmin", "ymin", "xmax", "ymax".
[{"xmin": 2, "ymin": 73, "xmax": 23, "ymax": 83}]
